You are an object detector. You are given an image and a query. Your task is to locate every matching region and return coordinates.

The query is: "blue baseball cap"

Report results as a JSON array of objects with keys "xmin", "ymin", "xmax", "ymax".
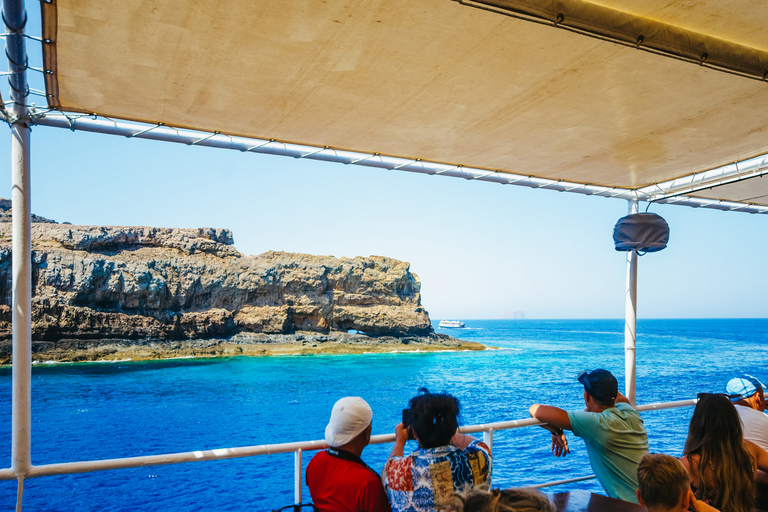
[
  {"xmin": 726, "ymin": 375, "xmax": 765, "ymax": 401},
  {"xmin": 578, "ymin": 369, "xmax": 618, "ymax": 403}
]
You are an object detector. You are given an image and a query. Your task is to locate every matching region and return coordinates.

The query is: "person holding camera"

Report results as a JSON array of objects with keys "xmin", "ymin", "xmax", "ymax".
[{"xmin": 383, "ymin": 388, "xmax": 492, "ymax": 512}]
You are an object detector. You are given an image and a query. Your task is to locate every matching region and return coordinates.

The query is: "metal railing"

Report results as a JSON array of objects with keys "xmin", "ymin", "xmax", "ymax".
[{"xmin": 0, "ymin": 398, "xmax": 697, "ymax": 506}]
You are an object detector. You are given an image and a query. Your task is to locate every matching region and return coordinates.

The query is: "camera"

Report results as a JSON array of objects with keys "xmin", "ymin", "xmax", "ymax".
[{"xmin": 402, "ymin": 409, "xmax": 415, "ymax": 440}]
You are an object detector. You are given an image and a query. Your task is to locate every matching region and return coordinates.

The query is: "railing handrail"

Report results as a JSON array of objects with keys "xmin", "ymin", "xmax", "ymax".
[
  {"xmin": 0, "ymin": 398, "xmax": 698, "ymax": 481},
  {"xmin": 635, "ymin": 398, "xmax": 698, "ymax": 412}
]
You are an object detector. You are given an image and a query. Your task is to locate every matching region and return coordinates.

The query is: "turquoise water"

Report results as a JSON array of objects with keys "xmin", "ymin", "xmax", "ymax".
[{"xmin": 0, "ymin": 319, "xmax": 766, "ymax": 511}]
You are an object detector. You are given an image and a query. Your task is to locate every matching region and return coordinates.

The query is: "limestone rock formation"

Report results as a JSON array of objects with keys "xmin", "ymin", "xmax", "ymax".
[
  {"xmin": 0, "ymin": 224, "xmax": 434, "ymax": 346},
  {"xmin": 0, "ymin": 198, "xmax": 57, "ymax": 224}
]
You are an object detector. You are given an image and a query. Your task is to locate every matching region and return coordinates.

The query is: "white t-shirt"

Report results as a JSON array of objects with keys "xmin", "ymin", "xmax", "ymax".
[{"xmin": 736, "ymin": 405, "xmax": 768, "ymax": 452}]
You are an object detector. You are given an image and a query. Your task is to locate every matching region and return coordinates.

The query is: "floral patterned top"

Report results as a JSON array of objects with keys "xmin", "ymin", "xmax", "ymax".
[{"xmin": 382, "ymin": 440, "xmax": 492, "ymax": 512}]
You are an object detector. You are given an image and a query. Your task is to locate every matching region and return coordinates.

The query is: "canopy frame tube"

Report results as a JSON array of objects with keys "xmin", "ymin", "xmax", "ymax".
[
  {"xmin": 28, "ymin": 112, "xmax": 768, "ymax": 215},
  {"xmin": 642, "ymin": 155, "xmax": 768, "ymax": 203}
]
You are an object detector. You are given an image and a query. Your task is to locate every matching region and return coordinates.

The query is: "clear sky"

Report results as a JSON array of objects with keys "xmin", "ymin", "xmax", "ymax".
[
  {"xmin": 1, "ymin": 4, "xmax": 766, "ymax": 320},
  {"xmin": 1, "ymin": 126, "xmax": 765, "ymax": 320}
]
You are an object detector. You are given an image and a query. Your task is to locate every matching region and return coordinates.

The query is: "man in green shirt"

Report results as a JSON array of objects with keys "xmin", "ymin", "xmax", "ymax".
[{"xmin": 529, "ymin": 369, "xmax": 649, "ymax": 503}]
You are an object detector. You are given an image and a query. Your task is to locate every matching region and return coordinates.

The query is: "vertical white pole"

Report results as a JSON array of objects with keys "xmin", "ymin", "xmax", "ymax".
[
  {"xmin": 483, "ymin": 429, "xmax": 493, "ymax": 487},
  {"xmin": 11, "ymin": 114, "xmax": 32, "ymax": 480},
  {"xmin": 482, "ymin": 429, "xmax": 493, "ymax": 456},
  {"xmin": 5, "ymin": 1, "xmax": 33, "ymax": 508},
  {"xmin": 624, "ymin": 200, "xmax": 639, "ymax": 406},
  {"xmin": 294, "ymin": 449, "xmax": 302, "ymax": 506},
  {"xmin": 4, "ymin": 0, "xmax": 33, "ymax": 497}
]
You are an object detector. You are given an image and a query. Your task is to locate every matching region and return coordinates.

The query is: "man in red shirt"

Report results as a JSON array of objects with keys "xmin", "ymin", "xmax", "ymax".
[{"xmin": 306, "ymin": 397, "xmax": 391, "ymax": 512}]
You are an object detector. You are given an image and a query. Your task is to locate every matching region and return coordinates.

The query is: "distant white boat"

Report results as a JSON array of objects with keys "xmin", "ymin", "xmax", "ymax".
[{"xmin": 438, "ymin": 320, "xmax": 466, "ymax": 328}]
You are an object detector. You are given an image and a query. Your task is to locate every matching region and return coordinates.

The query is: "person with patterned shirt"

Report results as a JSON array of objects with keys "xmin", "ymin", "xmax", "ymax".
[{"xmin": 383, "ymin": 388, "xmax": 492, "ymax": 512}]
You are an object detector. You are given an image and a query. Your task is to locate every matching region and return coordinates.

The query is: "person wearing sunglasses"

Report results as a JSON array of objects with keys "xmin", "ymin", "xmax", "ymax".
[
  {"xmin": 679, "ymin": 393, "xmax": 768, "ymax": 512},
  {"xmin": 528, "ymin": 368, "xmax": 648, "ymax": 503},
  {"xmin": 726, "ymin": 374, "xmax": 768, "ymax": 452}
]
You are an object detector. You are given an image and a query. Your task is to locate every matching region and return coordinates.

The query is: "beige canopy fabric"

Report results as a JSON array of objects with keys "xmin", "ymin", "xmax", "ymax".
[
  {"xmin": 40, "ymin": 0, "xmax": 768, "ymax": 206},
  {"xmin": 471, "ymin": 0, "xmax": 768, "ymax": 78}
]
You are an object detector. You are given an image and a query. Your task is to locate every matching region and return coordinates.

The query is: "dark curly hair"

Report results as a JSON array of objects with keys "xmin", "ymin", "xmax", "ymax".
[{"xmin": 409, "ymin": 387, "xmax": 461, "ymax": 449}]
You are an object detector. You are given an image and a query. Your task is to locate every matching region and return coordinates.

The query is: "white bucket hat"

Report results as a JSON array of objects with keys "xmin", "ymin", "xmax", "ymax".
[{"xmin": 325, "ymin": 397, "xmax": 372, "ymax": 447}]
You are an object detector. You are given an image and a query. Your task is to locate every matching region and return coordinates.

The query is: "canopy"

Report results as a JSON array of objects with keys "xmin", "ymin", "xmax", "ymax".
[{"xmin": 38, "ymin": 0, "xmax": 768, "ymax": 207}]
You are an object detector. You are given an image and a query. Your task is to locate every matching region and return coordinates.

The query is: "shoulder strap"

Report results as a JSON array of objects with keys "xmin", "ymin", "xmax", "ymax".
[{"xmin": 326, "ymin": 448, "xmax": 380, "ymax": 478}]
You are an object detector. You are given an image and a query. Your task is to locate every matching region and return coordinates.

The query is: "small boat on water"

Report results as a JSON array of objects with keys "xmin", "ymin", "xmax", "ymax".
[{"xmin": 438, "ymin": 319, "xmax": 466, "ymax": 328}]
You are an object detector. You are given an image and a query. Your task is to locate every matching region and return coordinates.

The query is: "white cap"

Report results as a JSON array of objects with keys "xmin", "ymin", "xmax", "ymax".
[{"xmin": 325, "ymin": 397, "xmax": 372, "ymax": 447}]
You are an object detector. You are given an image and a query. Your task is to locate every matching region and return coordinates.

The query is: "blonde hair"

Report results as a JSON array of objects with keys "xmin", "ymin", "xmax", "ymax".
[
  {"xmin": 444, "ymin": 488, "xmax": 555, "ymax": 512},
  {"xmin": 636, "ymin": 453, "xmax": 689, "ymax": 509}
]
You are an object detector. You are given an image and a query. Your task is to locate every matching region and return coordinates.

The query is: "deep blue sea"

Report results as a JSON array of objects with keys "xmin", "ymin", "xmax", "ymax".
[{"xmin": 0, "ymin": 319, "xmax": 766, "ymax": 511}]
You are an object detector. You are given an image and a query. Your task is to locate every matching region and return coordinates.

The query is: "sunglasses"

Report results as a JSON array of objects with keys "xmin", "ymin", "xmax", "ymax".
[
  {"xmin": 577, "ymin": 369, "xmax": 605, "ymax": 394},
  {"xmin": 695, "ymin": 392, "xmax": 742, "ymax": 401},
  {"xmin": 577, "ymin": 370, "xmax": 591, "ymax": 390}
]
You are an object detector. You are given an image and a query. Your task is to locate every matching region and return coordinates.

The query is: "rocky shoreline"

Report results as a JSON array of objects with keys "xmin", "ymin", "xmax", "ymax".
[
  {"xmin": 0, "ymin": 202, "xmax": 483, "ymax": 363},
  {"xmin": 3, "ymin": 332, "xmax": 486, "ymax": 365}
]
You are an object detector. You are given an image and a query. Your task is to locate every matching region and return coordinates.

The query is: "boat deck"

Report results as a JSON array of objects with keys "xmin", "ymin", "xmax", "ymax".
[
  {"xmin": 549, "ymin": 482, "xmax": 768, "ymax": 512},
  {"xmin": 549, "ymin": 491, "xmax": 645, "ymax": 512}
]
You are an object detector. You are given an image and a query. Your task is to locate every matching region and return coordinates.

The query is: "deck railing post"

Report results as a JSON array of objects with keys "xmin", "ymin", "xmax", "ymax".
[
  {"xmin": 483, "ymin": 428, "xmax": 493, "ymax": 487},
  {"xmin": 624, "ymin": 199, "xmax": 639, "ymax": 406},
  {"xmin": 294, "ymin": 449, "xmax": 302, "ymax": 506},
  {"xmin": 482, "ymin": 429, "xmax": 493, "ymax": 455}
]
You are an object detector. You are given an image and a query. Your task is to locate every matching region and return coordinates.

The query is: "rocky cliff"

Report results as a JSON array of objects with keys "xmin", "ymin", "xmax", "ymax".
[{"xmin": 0, "ymin": 220, "xmax": 483, "ymax": 362}]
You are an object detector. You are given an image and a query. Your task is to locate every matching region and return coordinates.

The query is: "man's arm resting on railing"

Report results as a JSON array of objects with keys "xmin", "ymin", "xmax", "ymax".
[
  {"xmin": 529, "ymin": 404, "xmax": 572, "ymax": 457},
  {"xmin": 529, "ymin": 404, "xmax": 572, "ymax": 431}
]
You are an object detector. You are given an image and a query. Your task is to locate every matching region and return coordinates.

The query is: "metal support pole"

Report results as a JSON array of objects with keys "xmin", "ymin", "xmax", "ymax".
[
  {"xmin": 624, "ymin": 200, "xmax": 639, "ymax": 406},
  {"xmin": 483, "ymin": 429, "xmax": 493, "ymax": 487},
  {"xmin": 294, "ymin": 449, "xmax": 302, "ymax": 506},
  {"xmin": 10, "ymin": 103, "xmax": 31, "ymax": 480},
  {"xmin": 482, "ymin": 429, "xmax": 493, "ymax": 456},
  {"xmin": 4, "ymin": 0, "xmax": 33, "ymax": 506}
]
